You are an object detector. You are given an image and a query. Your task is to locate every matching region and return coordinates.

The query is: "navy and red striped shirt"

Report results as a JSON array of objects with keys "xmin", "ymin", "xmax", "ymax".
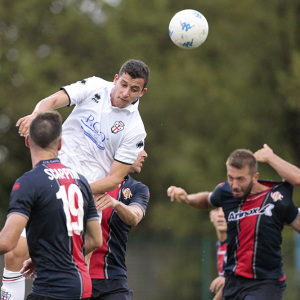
[
  {"xmin": 89, "ymin": 175, "xmax": 150, "ymax": 279},
  {"xmin": 210, "ymin": 180, "xmax": 298, "ymax": 280},
  {"xmin": 216, "ymin": 240, "xmax": 227, "ymax": 276},
  {"xmin": 8, "ymin": 158, "xmax": 99, "ymax": 299}
]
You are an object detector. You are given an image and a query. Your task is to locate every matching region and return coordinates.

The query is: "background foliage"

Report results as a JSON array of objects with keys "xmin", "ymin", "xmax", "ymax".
[{"xmin": 1, "ymin": 0, "xmax": 300, "ymax": 298}]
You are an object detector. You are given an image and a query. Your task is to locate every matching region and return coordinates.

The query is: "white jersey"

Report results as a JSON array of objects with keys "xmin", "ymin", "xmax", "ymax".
[{"xmin": 58, "ymin": 76, "xmax": 146, "ymax": 184}]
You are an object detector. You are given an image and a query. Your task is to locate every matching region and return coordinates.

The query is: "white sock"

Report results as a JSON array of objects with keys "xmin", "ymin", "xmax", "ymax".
[{"xmin": 1, "ymin": 268, "xmax": 25, "ymax": 300}]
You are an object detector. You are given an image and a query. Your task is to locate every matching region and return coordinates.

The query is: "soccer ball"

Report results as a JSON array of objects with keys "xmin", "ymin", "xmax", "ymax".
[{"xmin": 169, "ymin": 9, "xmax": 209, "ymax": 49}]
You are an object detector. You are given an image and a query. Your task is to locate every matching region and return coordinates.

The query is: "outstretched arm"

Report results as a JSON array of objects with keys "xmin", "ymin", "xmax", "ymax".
[
  {"xmin": 167, "ymin": 186, "xmax": 211, "ymax": 210},
  {"xmin": 16, "ymin": 90, "xmax": 70, "ymax": 137},
  {"xmin": 254, "ymin": 144, "xmax": 300, "ymax": 187}
]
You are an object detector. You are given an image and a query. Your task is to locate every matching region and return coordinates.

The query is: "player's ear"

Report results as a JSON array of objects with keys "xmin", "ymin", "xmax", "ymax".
[
  {"xmin": 58, "ymin": 138, "xmax": 62, "ymax": 151},
  {"xmin": 139, "ymin": 88, "xmax": 147, "ymax": 98},
  {"xmin": 113, "ymin": 74, "xmax": 119, "ymax": 85},
  {"xmin": 25, "ymin": 135, "xmax": 30, "ymax": 148}
]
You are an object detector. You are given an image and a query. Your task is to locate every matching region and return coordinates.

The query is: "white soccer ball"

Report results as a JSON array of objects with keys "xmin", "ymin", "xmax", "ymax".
[{"xmin": 169, "ymin": 9, "xmax": 209, "ymax": 49}]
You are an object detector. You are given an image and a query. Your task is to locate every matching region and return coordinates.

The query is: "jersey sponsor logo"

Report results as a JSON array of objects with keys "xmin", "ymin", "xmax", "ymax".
[
  {"xmin": 81, "ymin": 114, "xmax": 106, "ymax": 150},
  {"xmin": 111, "ymin": 121, "xmax": 125, "ymax": 134},
  {"xmin": 44, "ymin": 168, "xmax": 80, "ymax": 181},
  {"xmin": 136, "ymin": 140, "xmax": 144, "ymax": 148},
  {"xmin": 228, "ymin": 203, "xmax": 275, "ymax": 221},
  {"xmin": 12, "ymin": 182, "xmax": 20, "ymax": 190},
  {"xmin": 271, "ymin": 191, "xmax": 283, "ymax": 202},
  {"xmin": 122, "ymin": 187, "xmax": 133, "ymax": 199}
]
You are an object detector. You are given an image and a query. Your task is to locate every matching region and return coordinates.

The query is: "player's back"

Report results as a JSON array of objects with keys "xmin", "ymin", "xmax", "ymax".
[{"xmin": 9, "ymin": 158, "xmax": 97, "ymax": 299}]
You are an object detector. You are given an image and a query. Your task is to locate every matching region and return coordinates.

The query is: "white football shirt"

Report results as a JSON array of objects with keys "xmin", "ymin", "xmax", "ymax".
[{"xmin": 58, "ymin": 76, "xmax": 146, "ymax": 185}]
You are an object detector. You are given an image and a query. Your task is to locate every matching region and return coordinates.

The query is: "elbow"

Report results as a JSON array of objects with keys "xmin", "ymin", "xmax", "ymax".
[
  {"xmin": 0, "ymin": 243, "xmax": 16, "ymax": 255},
  {"xmin": 93, "ymin": 237, "xmax": 102, "ymax": 251}
]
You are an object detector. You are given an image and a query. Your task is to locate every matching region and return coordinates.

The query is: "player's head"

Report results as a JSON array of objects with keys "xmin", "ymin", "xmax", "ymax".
[
  {"xmin": 119, "ymin": 59, "xmax": 150, "ymax": 88},
  {"xmin": 128, "ymin": 150, "xmax": 148, "ymax": 174},
  {"xmin": 28, "ymin": 111, "xmax": 62, "ymax": 150},
  {"xmin": 209, "ymin": 207, "xmax": 227, "ymax": 233},
  {"xmin": 226, "ymin": 149, "xmax": 259, "ymax": 199},
  {"xmin": 111, "ymin": 59, "xmax": 150, "ymax": 108}
]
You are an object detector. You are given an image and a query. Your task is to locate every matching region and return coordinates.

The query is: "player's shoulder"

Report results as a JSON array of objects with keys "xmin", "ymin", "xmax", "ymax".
[
  {"xmin": 124, "ymin": 176, "xmax": 149, "ymax": 192},
  {"xmin": 82, "ymin": 76, "xmax": 113, "ymax": 89}
]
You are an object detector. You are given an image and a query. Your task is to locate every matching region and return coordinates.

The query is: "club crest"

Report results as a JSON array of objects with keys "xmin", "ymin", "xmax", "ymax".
[
  {"xmin": 111, "ymin": 121, "xmax": 125, "ymax": 134},
  {"xmin": 271, "ymin": 191, "xmax": 283, "ymax": 202},
  {"xmin": 122, "ymin": 188, "xmax": 133, "ymax": 199}
]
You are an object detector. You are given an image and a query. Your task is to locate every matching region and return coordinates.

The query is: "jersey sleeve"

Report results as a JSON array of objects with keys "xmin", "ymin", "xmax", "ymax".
[
  {"xmin": 276, "ymin": 182, "xmax": 299, "ymax": 225},
  {"xmin": 209, "ymin": 183, "xmax": 225, "ymax": 207},
  {"xmin": 129, "ymin": 182, "xmax": 150, "ymax": 217},
  {"xmin": 114, "ymin": 118, "xmax": 146, "ymax": 165},
  {"xmin": 62, "ymin": 77, "xmax": 109, "ymax": 106},
  {"xmin": 8, "ymin": 175, "xmax": 34, "ymax": 220}
]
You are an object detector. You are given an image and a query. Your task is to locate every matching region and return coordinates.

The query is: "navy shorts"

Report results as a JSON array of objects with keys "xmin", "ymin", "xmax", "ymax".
[
  {"xmin": 26, "ymin": 294, "xmax": 90, "ymax": 300},
  {"xmin": 91, "ymin": 279, "xmax": 133, "ymax": 300},
  {"xmin": 223, "ymin": 275, "xmax": 286, "ymax": 300}
]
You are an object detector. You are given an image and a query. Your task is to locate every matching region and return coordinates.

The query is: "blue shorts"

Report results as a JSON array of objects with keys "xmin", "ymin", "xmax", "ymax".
[
  {"xmin": 91, "ymin": 279, "xmax": 133, "ymax": 300},
  {"xmin": 223, "ymin": 275, "xmax": 286, "ymax": 300}
]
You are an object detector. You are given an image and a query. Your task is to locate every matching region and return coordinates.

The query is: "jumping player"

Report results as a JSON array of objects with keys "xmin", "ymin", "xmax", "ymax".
[
  {"xmin": 0, "ymin": 111, "xmax": 102, "ymax": 299},
  {"xmin": 90, "ymin": 149, "xmax": 150, "ymax": 300},
  {"xmin": 2, "ymin": 59, "xmax": 150, "ymax": 299},
  {"xmin": 167, "ymin": 147, "xmax": 300, "ymax": 300}
]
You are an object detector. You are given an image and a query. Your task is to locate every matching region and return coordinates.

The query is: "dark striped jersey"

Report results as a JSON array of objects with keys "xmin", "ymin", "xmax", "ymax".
[
  {"xmin": 8, "ymin": 158, "xmax": 99, "ymax": 299},
  {"xmin": 209, "ymin": 180, "xmax": 298, "ymax": 280},
  {"xmin": 216, "ymin": 240, "xmax": 227, "ymax": 276},
  {"xmin": 89, "ymin": 175, "xmax": 150, "ymax": 279}
]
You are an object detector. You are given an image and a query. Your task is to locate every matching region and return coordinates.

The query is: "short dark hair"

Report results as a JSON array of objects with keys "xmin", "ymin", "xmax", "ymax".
[
  {"xmin": 119, "ymin": 59, "xmax": 150, "ymax": 88},
  {"xmin": 226, "ymin": 149, "xmax": 258, "ymax": 175},
  {"xmin": 29, "ymin": 111, "xmax": 62, "ymax": 149}
]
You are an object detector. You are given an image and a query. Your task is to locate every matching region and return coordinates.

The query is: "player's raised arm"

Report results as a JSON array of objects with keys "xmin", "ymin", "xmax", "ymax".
[
  {"xmin": 16, "ymin": 90, "xmax": 70, "ymax": 137},
  {"xmin": 167, "ymin": 186, "xmax": 211, "ymax": 209},
  {"xmin": 254, "ymin": 144, "xmax": 300, "ymax": 187}
]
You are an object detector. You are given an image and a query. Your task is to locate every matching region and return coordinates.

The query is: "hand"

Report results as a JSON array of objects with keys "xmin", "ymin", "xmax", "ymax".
[
  {"xmin": 167, "ymin": 186, "xmax": 188, "ymax": 203},
  {"xmin": 20, "ymin": 258, "xmax": 35, "ymax": 280},
  {"xmin": 254, "ymin": 144, "xmax": 274, "ymax": 163},
  {"xmin": 16, "ymin": 114, "xmax": 37, "ymax": 137},
  {"xmin": 94, "ymin": 193, "xmax": 118, "ymax": 211},
  {"xmin": 210, "ymin": 276, "xmax": 225, "ymax": 294}
]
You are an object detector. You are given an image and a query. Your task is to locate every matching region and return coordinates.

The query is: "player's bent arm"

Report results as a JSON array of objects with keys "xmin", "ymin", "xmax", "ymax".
[
  {"xmin": 16, "ymin": 90, "xmax": 70, "ymax": 137},
  {"xmin": 114, "ymin": 204, "xmax": 144, "ymax": 227},
  {"xmin": 291, "ymin": 213, "xmax": 300, "ymax": 234},
  {"xmin": 84, "ymin": 220, "xmax": 102, "ymax": 255},
  {"xmin": 254, "ymin": 144, "xmax": 300, "ymax": 187},
  {"xmin": 89, "ymin": 161, "xmax": 131, "ymax": 194},
  {"xmin": 0, "ymin": 214, "xmax": 27, "ymax": 255}
]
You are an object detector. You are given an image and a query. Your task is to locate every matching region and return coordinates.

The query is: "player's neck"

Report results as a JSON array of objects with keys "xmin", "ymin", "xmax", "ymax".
[
  {"xmin": 217, "ymin": 230, "xmax": 226, "ymax": 243},
  {"xmin": 30, "ymin": 149, "xmax": 58, "ymax": 167}
]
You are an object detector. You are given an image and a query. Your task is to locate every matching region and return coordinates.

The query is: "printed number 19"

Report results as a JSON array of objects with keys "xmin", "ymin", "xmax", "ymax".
[{"xmin": 56, "ymin": 184, "xmax": 84, "ymax": 236}]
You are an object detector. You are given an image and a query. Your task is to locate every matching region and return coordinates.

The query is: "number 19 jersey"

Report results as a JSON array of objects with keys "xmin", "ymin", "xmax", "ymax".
[{"xmin": 8, "ymin": 158, "xmax": 99, "ymax": 299}]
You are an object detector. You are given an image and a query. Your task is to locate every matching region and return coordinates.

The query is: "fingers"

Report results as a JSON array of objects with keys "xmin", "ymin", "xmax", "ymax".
[
  {"xmin": 20, "ymin": 268, "xmax": 34, "ymax": 280},
  {"xmin": 16, "ymin": 116, "xmax": 31, "ymax": 137},
  {"xmin": 94, "ymin": 194, "xmax": 115, "ymax": 210},
  {"xmin": 167, "ymin": 186, "xmax": 187, "ymax": 203},
  {"xmin": 210, "ymin": 277, "xmax": 225, "ymax": 293}
]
